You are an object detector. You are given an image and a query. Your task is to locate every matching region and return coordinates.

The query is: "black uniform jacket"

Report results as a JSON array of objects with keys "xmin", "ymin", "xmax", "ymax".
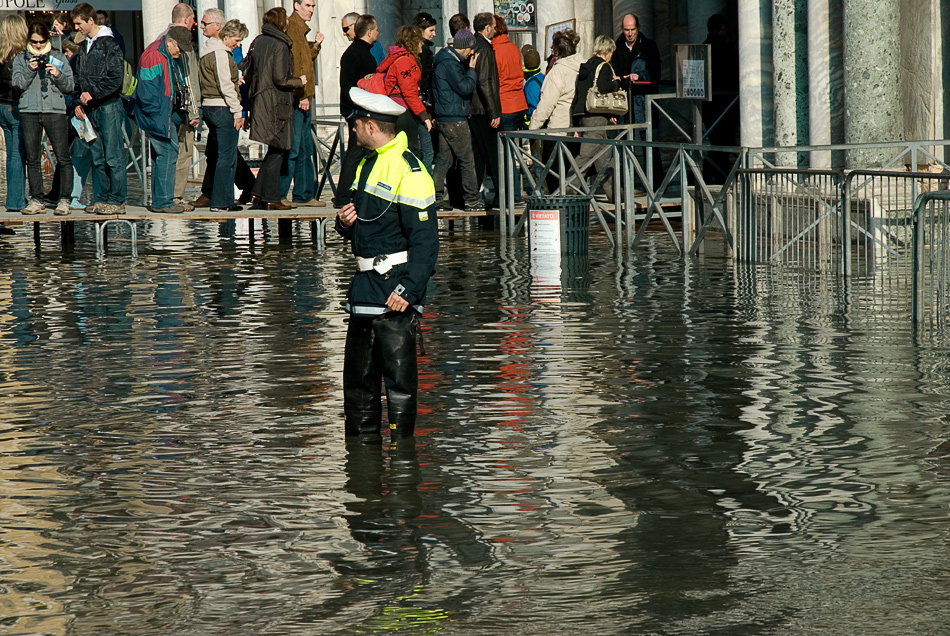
[{"xmin": 335, "ymin": 132, "xmax": 439, "ymax": 316}]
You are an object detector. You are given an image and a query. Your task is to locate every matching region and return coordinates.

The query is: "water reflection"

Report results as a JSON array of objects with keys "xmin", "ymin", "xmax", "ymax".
[{"xmin": 1, "ymin": 222, "xmax": 950, "ymax": 633}]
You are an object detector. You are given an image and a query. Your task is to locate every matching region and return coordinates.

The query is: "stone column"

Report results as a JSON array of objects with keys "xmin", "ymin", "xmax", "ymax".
[
  {"xmin": 772, "ymin": 0, "xmax": 807, "ymax": 165},
  {"xmin": 900, "ymin": 0, "xmax": 934, "ymax": 147},
  {"xmin": 843, "ymin": 0, "xmax": 903, "ymax": 167},
  {"xmin": 738, "ymin": 0, "xmax": 773, "ymax": 149},
  {"xmin": 574, "ymin": 0, "xmax": 595, "ymax": 58},
  {"xmin": 808, "ymin": 0, "xmax": 834, "ymax": 166},
  {"xmin": 143, "ymin": 0, "xmax": 178, "ymax": 47},
  {"xmin": 225, "ymin": 0, "xmax": 261, "ymax": 42}
]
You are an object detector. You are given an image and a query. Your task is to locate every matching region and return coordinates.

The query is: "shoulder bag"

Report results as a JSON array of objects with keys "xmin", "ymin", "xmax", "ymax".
[{"xmin": 585, "ymin": 61, "xmax": 628, "ymax": 117}]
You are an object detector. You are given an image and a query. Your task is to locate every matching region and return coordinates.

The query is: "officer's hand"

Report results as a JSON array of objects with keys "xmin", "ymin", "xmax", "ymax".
[
  {"xmin": 338, "ymin": 202, "xmax": 357, "ymax": 227},
  {"xmin": 386, "ymin": 291, "xmax": 409, "ymax": 312}
]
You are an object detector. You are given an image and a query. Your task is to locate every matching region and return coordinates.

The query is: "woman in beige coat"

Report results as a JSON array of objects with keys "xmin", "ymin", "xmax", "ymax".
[{"xmin": 528, "ymin": 37, "xmax": 582, "ymax": 193}]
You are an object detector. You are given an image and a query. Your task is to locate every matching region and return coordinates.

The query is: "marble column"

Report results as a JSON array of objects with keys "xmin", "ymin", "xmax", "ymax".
[
  {"xmin": 143, "ymin": 0, "xmax": 178, "ymax": 47},
  {"xmin": 900, "ymin": 0, "xmax": 934, "ymax": 146},
  {"xmin": 574, "ymin": 0, "xmax": 595, "ymax": 58},
  {"xmin": 772, "ymin": 0, "xmax": 807, "ymax": 165},
  {"xmin": 811, "ymin": 0, "xmax": 846, "ymax": 167},
  {"xmin": 225, "ymin": 0, "xmax": 261, "ymax": 41},
  {"xmin": 738, "ymin": 0, "xmax": 773, "ymax": 149},
  {"xmin": 842, "ymin": 0, "xmax": 903, "ymax": 167}
]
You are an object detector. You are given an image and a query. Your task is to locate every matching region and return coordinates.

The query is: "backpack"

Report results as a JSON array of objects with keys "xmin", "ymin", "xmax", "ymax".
[
  {"xmin": 357, "ymin": 67, "xmax": 397, "ymax": 97},
  {"xmin": 121, "ymin": 59, "xmax": 137, "ymax": 98}
]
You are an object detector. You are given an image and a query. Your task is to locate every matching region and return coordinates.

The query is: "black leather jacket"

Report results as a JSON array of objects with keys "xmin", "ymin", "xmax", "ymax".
[
  {"xmin": 72, "ymin": 33, "xmax": 124, "ymax": 108},
  {"xmin": 470, "ymin": 33, "xmax": 501, "ymax": 119}
]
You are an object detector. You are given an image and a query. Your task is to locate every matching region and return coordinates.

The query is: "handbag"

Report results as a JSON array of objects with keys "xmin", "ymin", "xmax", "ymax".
[{"xmin": 585, "ymin": 62, "xmax": 628, "ymax": 116}]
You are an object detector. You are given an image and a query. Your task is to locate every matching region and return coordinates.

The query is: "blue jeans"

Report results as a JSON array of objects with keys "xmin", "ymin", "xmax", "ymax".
[
  {"xmin": 201, "ymin": 106, "xmax": 238, "ymax": 208},
  {"xmin": 71, "ymin": 136, "xmax": 100, "ymax": 202},
  {"xmin": 500, "ymin": 111, "xmax": 525, "ymax": 202},
  {"xmin": 416, "ymin": 119, "xmax": 434, "ymax": 172},
  {"xmin": 0, "ymin": 103, "xmax": 27, "ymax": 210},
  {"xmin": 87, "ymin": 99, "xmax": 127, "ymax": 205},
  {"xmin": 148, "ymin": 111, "xmax": 181, "ymax": 209},
  {"xmin": 279, "ymin": 105, "xmax": 315, "ymax": 202}
]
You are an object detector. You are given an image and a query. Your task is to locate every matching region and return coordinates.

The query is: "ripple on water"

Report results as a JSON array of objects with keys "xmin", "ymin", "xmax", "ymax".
[{"xmin": 1, "ymin": 226, "xmax": 950, "ymax": 633}]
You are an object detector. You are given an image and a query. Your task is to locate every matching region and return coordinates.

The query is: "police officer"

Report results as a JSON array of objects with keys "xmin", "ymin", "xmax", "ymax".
[{"xmin": 336, "ymin": 87, "xmax": 439, "ymax": 440}]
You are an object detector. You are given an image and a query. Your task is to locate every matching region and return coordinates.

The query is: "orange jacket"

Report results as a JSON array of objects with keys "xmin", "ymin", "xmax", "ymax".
[
  {"xmin": 492, "ymin": 35, "xmax": 527, "ymax": 115},
  {"xmin": 377, "ymin": 46, "xmax": 429, "ymax": 120}
]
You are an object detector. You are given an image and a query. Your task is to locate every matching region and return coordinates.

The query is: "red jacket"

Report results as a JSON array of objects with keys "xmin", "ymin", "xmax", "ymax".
[
  {"xmin": 492, "ymin": 35, "xmax": 527, "ymax": 115},
  {"xmin": 377, "ymin": 46, "xmax": 429, "ymax": 120}
]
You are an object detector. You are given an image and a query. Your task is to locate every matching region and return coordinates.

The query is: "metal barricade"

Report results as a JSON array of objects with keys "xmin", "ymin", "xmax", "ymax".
[
  {"xmin": 735, "ymin": 169, "xmax": 845, "ymax": 267},
  {"xmin": 913, "ymin": 190, "xmax": 950, "ymax": 327}
]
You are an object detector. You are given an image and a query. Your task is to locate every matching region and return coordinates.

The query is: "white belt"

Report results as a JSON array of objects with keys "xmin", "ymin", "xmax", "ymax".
[{"xmin": 356, "ymin": 251, "xmax": 408, "ymax": 274}]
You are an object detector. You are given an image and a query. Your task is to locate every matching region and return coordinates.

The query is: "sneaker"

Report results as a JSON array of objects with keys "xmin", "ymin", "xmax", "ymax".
[
  {"xmin": 21, "ymin": 199, "xmax": 45, "ymax": 215},
  {"xmin": 53, "ymin": 200, "xmax": 71, "ymax": 216},
  {"xmin": 295, "ymin": 198, "xmax": 327, "ymax": 208},
  {"xmin": 175, "ymin": 198, "xmax": 195, "ymax": 212},
  {"xmin": 111, "ymin": 203, "xmax": 126, "ymax": 215},
  {"xmin": 150, "ymin": 204, "xmax": 184, "ymax": 214},
  {"xmin": 85, "ymin": 202, "xmax": 102, "ymax": 214},
  {"xmin": 281, "ymin": 199, "xmax": 298, "ymax": 209},
  {"xmin": 465, "ymin": 201, "xmax": 488, "ymax": 212},
  {"xmin": 436, "ymin": 200, "xmax": 454, "ymax": 212},
  {"xmin": 70, "ymin": 198, "xmax": 86, "ymax": 210},
  {"xmin": 210, "ymin": 204, "xmax": 243, "ymax": 213}
]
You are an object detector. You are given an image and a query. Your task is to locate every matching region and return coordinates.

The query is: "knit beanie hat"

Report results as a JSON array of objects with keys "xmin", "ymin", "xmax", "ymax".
[{"xmin": 453, "ymin": 28, "xmax": 475, "ymax": 50}]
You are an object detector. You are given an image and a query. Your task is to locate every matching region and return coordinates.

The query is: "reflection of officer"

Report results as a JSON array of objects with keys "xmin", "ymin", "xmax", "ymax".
[{"xmin": 336, "ymin": 88, "xmax": 439, "ymax": 439}]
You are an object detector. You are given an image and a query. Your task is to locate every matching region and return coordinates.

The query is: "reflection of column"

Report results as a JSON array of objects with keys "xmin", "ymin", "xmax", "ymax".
[
  {"xmin": 738, "ymin": 0, "xmax": 773, "ymax": 149},
  {"xmin": 843, "ymin": 0, "xmax": 903, "ymax": 167},
  {"xmin": 772, "ymin": 0, "xmax": 806, "ymax": 165}
]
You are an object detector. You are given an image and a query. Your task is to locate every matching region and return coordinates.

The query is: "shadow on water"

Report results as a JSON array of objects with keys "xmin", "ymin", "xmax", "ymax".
[{"xmin": 1, "ymin": 222, "xmax": 950, "ymax": 634}]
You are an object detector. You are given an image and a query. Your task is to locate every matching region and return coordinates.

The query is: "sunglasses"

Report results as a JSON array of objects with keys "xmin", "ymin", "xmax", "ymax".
[
  {"xmin": 200, "ymin": 21, "xmax": 219, "ymax": 27},
  {"xmin": 342, "ymin": 25, "xmax": 351, "ymax": 33},
  {"xmin": 30, "ymin": 38, "xmax": 47, "ymax": 44}
]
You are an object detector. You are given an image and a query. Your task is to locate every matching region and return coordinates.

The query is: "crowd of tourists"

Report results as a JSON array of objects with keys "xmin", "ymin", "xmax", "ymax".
[{"xmin": 0, "ymin": 1, "xmax": 687, "ymax": 220}]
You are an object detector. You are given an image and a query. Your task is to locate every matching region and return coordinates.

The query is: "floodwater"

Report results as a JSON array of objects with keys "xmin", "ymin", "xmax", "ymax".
[{"xmin": 1, "ymin": 220, "xmax": 949, "ymax": 635}]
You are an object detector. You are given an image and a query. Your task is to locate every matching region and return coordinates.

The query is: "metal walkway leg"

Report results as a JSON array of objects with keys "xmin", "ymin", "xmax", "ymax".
[{"xmin": 95, "ymin": 219, "xmax": 138, "ymax": 256}]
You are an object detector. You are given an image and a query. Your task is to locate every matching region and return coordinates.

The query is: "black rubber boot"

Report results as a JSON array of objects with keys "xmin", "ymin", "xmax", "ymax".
[
  {"xmin": 378, "ymin": 311, "xmax": 419, "ymax": 438},
  {"xmin": 343, "ymin": 315, "xmax": 383, "ymax": 438}
]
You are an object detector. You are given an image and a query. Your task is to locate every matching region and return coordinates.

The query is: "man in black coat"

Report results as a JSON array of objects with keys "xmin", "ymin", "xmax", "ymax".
[
  {"xmin": 468, "ymin": 12, "xmax": 502, "ymax": 209},
  {"xmin": 336, "ymin": 14, "xmax": 380, "ymax": 207},
  {"xmin": 613, "ymin": 13, "xmax": 660, "ymax": 124}
]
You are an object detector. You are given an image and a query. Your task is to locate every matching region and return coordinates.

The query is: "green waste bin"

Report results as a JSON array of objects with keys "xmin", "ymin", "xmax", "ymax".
[{"xmin": 525, "ymin": 195, "xmax": 590, "ymax": 255}]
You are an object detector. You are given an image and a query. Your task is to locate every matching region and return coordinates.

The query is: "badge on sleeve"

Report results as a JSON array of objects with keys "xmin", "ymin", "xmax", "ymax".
[{"xmin": 418, "ymin": 211, "xmax": 429, "ymax": 221}]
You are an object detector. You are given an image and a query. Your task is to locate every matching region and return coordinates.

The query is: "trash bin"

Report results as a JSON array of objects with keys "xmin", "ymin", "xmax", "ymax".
[{"xmin": 525, "ymin": 195, "xmax": 590, "ymax": 255}]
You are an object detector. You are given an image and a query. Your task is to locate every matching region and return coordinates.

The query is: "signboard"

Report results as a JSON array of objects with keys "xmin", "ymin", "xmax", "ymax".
[
  {"xmin": 544, "ymin": 18, "xmax": 575, "ymax": 53},
  {"xmin": 529, "ymin": 208, "xmax": 561, "ymax": 254},
  {"xmin": 0, "ymin": 0, "xmax": 142, "ymax": 9},
  {"xmin": 675, "ymin": 44, "xmax": 712, "ymax": 101},
  {"xmin": 493, "ymin": 0, "xmax": 536, "ymax": 32}
]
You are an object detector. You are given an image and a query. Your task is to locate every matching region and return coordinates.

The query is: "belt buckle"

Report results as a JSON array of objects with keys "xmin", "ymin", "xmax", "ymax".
[{"xmin": 373, "ymin": 254, "xmax": 392, "ymax": 275}]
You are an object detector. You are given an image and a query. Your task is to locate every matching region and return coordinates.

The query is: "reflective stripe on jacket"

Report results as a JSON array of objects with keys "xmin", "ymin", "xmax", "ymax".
[{"xmin": 335, "ymin": 131, "xmax": 439, "ymax": 315}]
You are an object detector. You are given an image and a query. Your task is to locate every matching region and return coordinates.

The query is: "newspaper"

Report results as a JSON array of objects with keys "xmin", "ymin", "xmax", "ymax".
[{"xmin": 71, "ymin": 114, "xmax": 97, "ymax": 142}]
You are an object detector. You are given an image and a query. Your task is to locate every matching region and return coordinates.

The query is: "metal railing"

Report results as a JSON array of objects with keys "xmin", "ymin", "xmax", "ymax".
[{"xmin": 913, "ymin": 190, "xmax": 950, "ymax": 327}]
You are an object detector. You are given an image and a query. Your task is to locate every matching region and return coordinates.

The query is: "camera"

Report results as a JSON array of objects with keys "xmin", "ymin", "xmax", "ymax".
[{"xmin": 32, "ymin": 54, "xmax": 49, "ymax": 67}]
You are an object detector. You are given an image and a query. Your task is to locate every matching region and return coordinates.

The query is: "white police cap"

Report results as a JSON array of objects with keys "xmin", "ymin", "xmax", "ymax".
[{"xmin": 348, "ymin": 87, "xmax": 407, "ymax": 123}]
